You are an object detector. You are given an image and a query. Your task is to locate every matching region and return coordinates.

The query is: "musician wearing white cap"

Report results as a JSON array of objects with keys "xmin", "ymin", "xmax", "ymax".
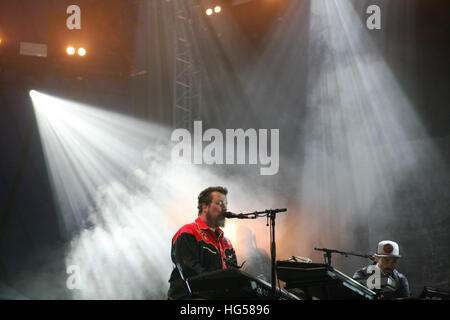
[{"xmin": 353, "ymin": 240, "xmax": 410, "ymax": 299}]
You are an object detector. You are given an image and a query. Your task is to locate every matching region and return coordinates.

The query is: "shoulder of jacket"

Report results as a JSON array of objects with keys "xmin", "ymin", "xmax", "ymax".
[
  {"xmin": 173, "ymin": 222, "xmax": 201, "ymax": 243},
  {"xmin": 179, "ymin": 222, "xmax": 198, "ymax": 234},
  {"xmin": 394, "ymin": 269, "xmax": 407, "ymax": 280}
]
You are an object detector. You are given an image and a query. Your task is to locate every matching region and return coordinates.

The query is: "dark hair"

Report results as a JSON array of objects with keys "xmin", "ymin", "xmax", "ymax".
[{"xmin": 198, "ymin": 186, "xmax": 228, "ymax": 215}]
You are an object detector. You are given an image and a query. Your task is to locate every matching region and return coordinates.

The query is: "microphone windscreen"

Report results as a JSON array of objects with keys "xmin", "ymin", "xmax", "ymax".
[{"xmin": 223, "ymin": 211, "xmax": 234, "ymax": 218}]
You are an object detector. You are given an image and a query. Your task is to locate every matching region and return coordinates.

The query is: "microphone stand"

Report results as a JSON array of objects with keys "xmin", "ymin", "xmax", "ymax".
[
  {"xmin": 232, "ymin": 208, "xmax": 287, "ymax": 299},
  {"xmin": 314, "ymin": 247, "xmax": 374, "ymax": 266}
]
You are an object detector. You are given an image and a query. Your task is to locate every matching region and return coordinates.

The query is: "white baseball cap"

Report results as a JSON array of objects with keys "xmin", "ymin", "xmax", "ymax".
[{"xmin": 375, "ymin": 240, "xmax": 401, "ymax": 258}]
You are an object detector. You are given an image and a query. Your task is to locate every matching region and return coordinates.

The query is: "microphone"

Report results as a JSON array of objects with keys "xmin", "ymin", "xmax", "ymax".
[{"xmin": 223, "ymin": 211, "xmax": 256, "ymax": 219}]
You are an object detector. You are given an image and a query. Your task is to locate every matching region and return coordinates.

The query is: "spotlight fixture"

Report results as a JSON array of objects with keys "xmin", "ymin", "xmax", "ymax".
[
  {"xmin": 78, "ymin": 47, "xmax": 86, "ymax": 56},
  {"xmin": 66, "ymin": 46, "xmax": 75, "ymax": 55},
  {"xmin": 206, "ymin": 5, "xmax": 222, "ymax": 16}
]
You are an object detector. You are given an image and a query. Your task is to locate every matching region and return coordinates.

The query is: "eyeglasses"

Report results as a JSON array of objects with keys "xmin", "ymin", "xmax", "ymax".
[{"xmin": 215, "ymin": 200, "xmax": 228, "ymax": 207}]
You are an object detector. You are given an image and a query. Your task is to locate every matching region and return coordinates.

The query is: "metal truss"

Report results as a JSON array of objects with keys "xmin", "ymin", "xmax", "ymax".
[{"xmin": 172, "ymin": 0, "xmax": 203, "ymax": 131}]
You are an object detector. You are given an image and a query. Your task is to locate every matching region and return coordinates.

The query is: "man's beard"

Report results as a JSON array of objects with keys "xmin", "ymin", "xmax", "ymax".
[
  {"xmin": 217, "ymin": 217, "xmax": 225, "ymax": 228},
  {"xmin": 206, "ymin": 212, "xmax": 225, "ymax": 228}
]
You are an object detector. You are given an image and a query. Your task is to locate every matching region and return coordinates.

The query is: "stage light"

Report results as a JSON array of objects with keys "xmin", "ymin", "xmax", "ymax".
[
  {"xmin": 78, "ymin": 47, "xmax": 86, "ymax": 56},
  {"xmin": 214, "ymin": 5, "xmax": 222, "ymax": 13},
  {"xmin": 28, "ymin": 90, "xmax": 197, "ymax": 298},
  {"xmin": 206, "ymin": 8, "xmax": 213, "ymax": 16},
  {"xmin": 66, "ymin": 46, "xmax": 75, "ymax": 55}
]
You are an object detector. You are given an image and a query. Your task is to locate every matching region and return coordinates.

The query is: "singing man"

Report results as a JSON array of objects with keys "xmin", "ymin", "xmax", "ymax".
[{"xmin": 167, "ymin": 186, "xmax": 238, "ymax": 299}]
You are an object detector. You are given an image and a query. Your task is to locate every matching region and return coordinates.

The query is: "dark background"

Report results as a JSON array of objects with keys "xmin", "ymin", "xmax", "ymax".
[{"xmin": 0, "ymin": 0, "xmax": 449, "ymax": 299}]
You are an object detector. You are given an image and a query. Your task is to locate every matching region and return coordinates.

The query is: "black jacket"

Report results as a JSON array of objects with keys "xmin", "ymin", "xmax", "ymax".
[
  {"xmin": 168, "ymin": 217, "xmax": 237, "ymax": 299},
  {"xmin": 353, "ymin": 265, "xmax": 410, "ymax": 299}
]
